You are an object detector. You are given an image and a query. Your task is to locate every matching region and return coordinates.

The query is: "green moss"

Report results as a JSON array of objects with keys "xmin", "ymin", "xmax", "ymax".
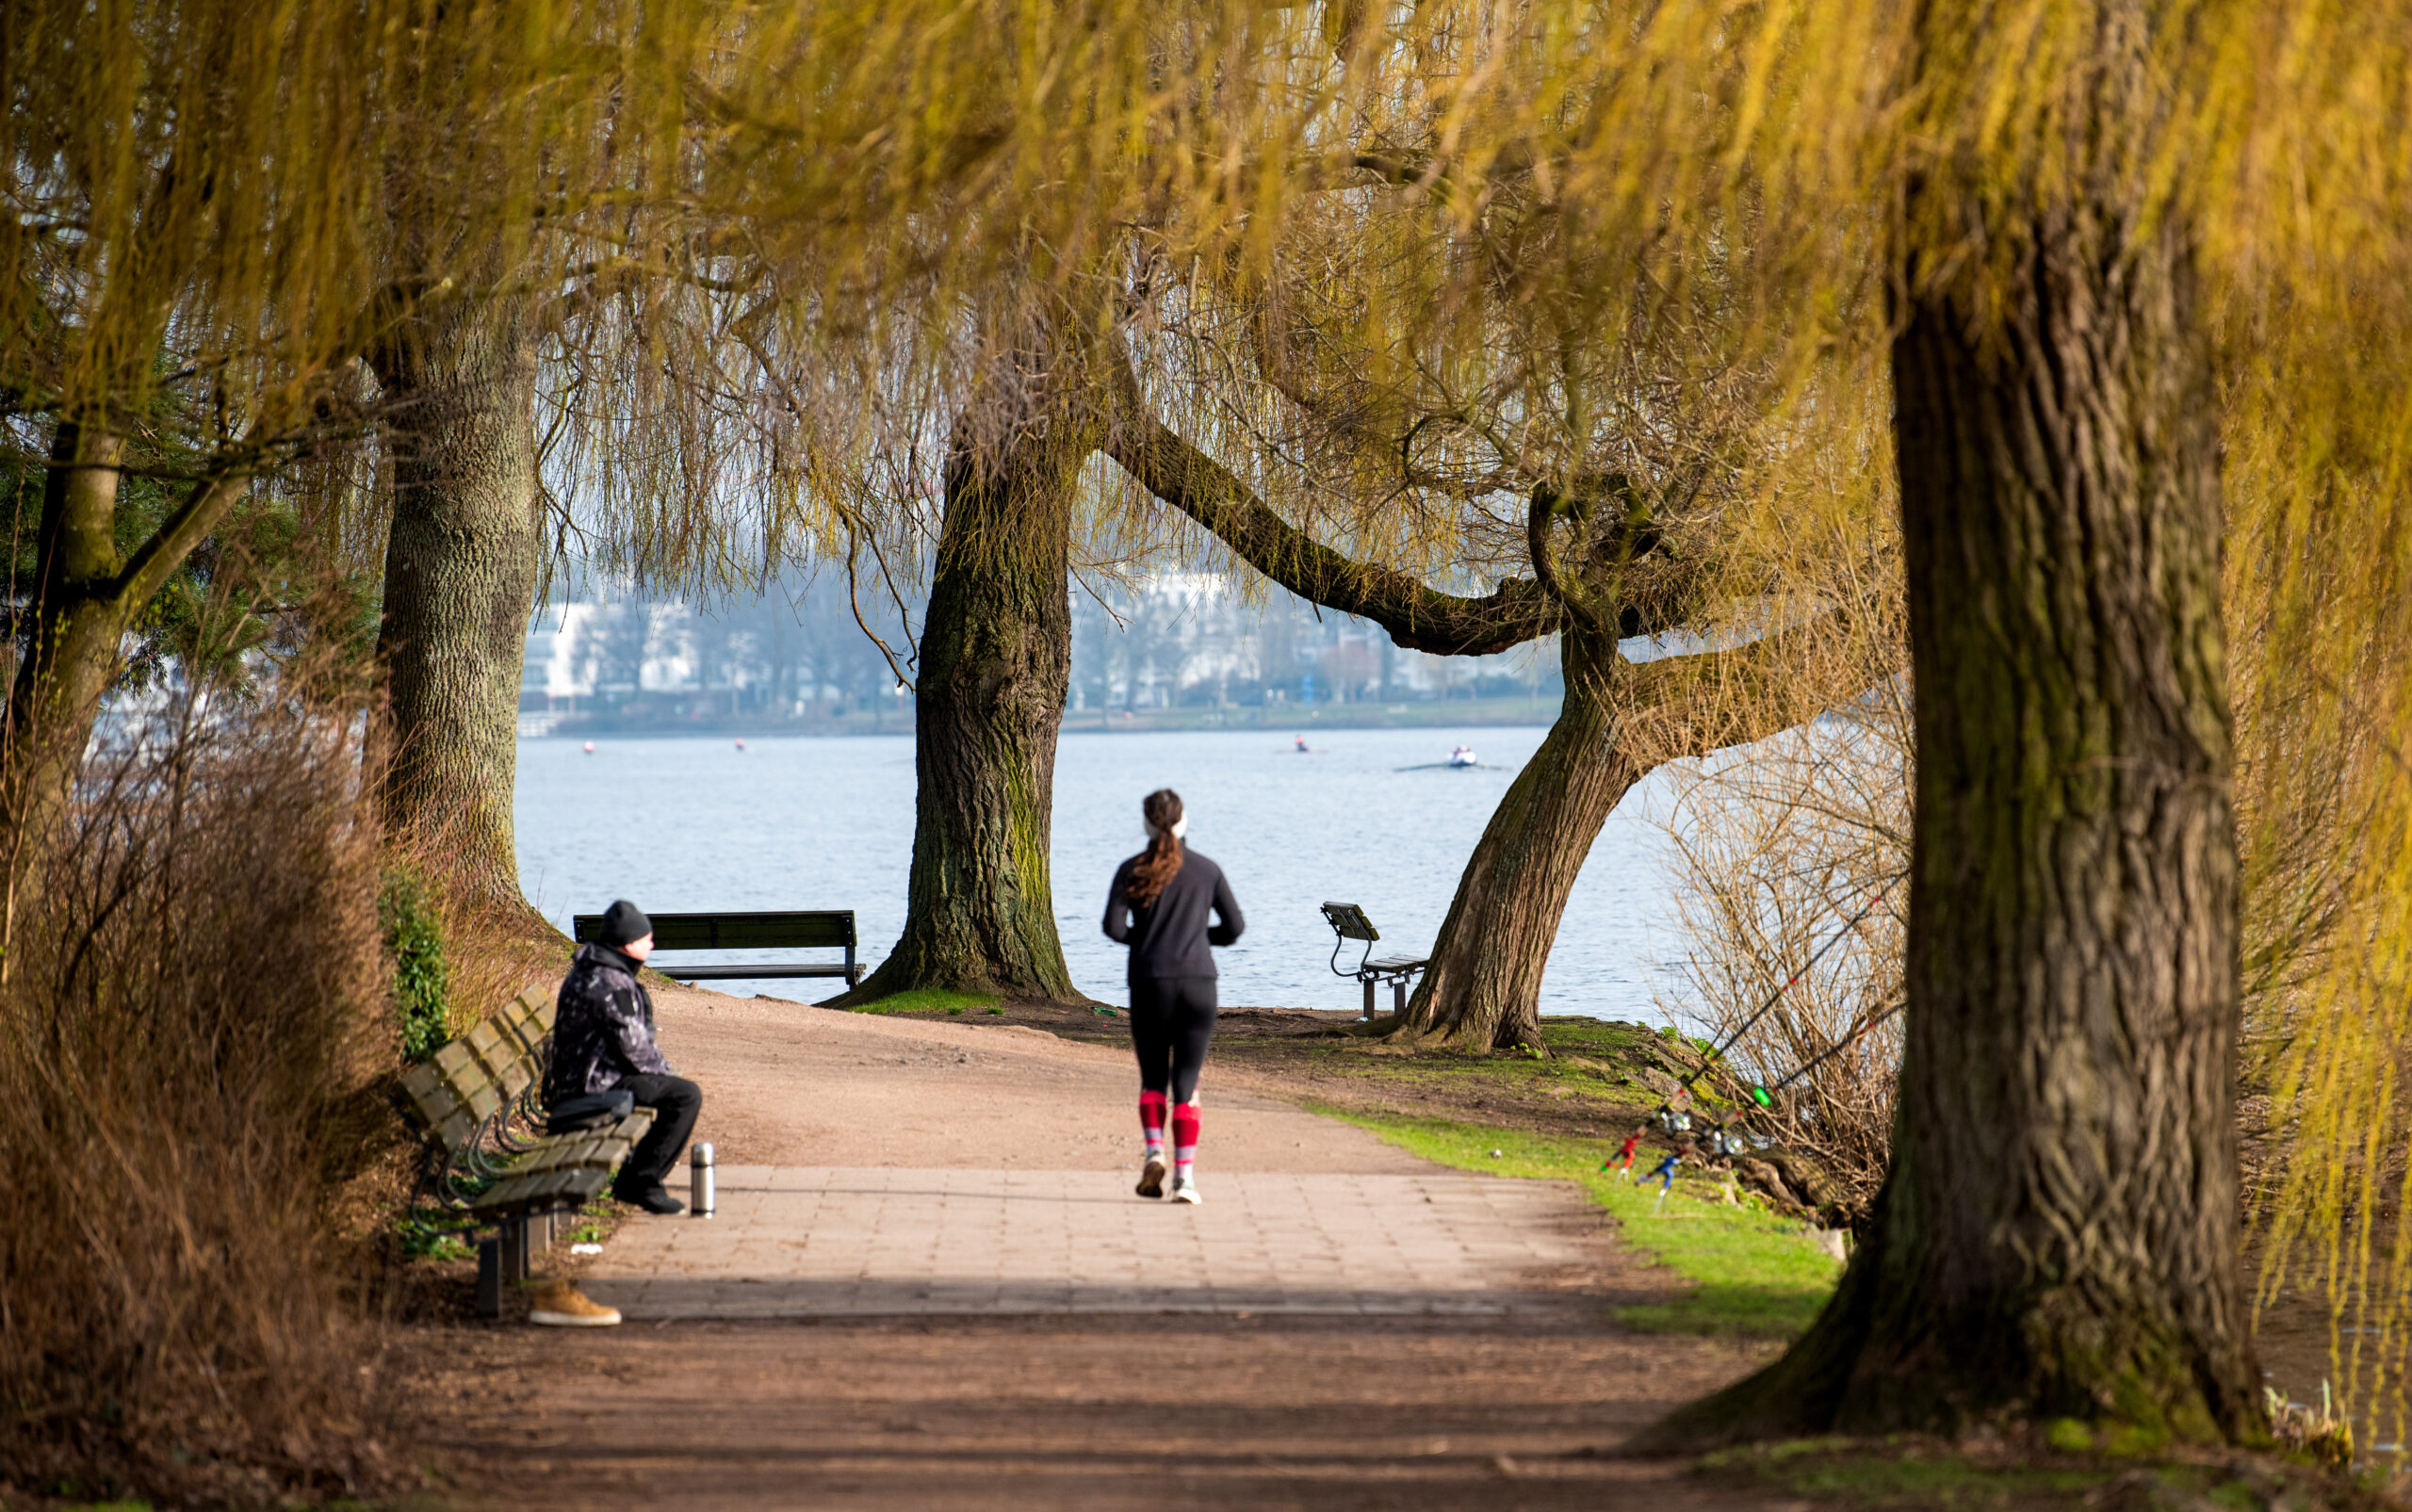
[
  {"xmin": 846, "ymin": 988, "xmax": 998, "ymax": 1016},
  {"xmin": 2097, "ymin": 1421, "xmax": 2168, "ymax": 1457},
  {"xmin": 1310, "ymin": 1107, "xmax": 1841, "ymax": 1337},
  {"xmin": 2045, "ymin": 1418, "xmax": 2094, "ymax": 1453}
]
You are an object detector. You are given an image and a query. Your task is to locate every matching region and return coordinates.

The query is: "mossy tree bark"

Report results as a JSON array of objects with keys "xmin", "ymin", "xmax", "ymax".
[
  {"xmin": 832, "ymin": 405, "xmax": 1100, "ymax": 1005},
  {"xmin": 1393, "ymin": 610, "xmax": 1853, "ymax": 1051},
  {"xmin": 1394, "ymin": 625, "xmax": 1636, "ymax": 1049},
  {"xmin": 1650, "ymin": 11, "xmax": 2258, "ymax": 1443},
  {"xmin": 367, "ymin": 302, "xmax": 544, "ymax": 914}
]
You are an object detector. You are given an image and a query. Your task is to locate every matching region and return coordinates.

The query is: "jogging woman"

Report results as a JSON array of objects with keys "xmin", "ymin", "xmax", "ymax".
[{"xmin": 1103, "ymin": 789, "xmax": 1244, "ymax": 1204}]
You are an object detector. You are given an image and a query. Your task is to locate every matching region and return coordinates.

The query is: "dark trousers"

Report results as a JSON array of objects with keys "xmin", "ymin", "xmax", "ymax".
[
  {"xmin": 615, "ymin": 1072, "xmax": 703, "ymax": 1188},
  {"xmin": 1130, "ymin": 977, "xmax": 1218, "ymax": 1103}
]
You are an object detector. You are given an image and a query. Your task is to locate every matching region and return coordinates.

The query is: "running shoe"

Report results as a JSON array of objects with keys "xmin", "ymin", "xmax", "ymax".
[
  {"xmin": 1170, "ymin": 1175, "xmax": 1202, "ymax": 1205},
  {"xmin": 1136, "ymin": 1154, "xmax": 1167, "ymax": 1199}
]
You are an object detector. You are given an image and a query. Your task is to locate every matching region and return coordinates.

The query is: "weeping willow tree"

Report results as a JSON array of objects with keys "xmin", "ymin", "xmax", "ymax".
[
  {"xmin": 639, "ymin": 0, "xmax": 2412, "ymax": 1444},
  {"xmin": 0, "ymin": 0, "xmax": 693, "ymax": 939},
  {"xmin": 2217, "ymin": 94, "xmax": 2412, "ymax": 1448},
  {"xmin": 0, "ymin": 0, "xmax": 406, "ymax": 930},
  {"xmin": 153, "ymin": 0, "xmax": 2391, "ymax": 1436},
  {"xmin": 358, "ymin": 6, "xmax": 712, "ymax": 918},
  {"xmin": 1100, "ymin": 179, "xmax": 1901, "ymax": 1050},
  {"xmin": 576, "ymin": 2, "xmax": 1889, "ymax": 1014}
]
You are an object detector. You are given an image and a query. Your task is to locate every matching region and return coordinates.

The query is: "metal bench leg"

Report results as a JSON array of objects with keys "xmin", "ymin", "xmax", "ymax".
[
  {"xmin": 1394, "ymin": 978, "xmax": 1410, "ymax": 1017},
  {"xmin": 476, "ymin": 1237, "xmax": 502, "ymax": 1318},
  {"xmin": 1362, "ymin": 979, "xmax": 1377, "ymax": 1020},
  {"xmin": 501, "ymin": 1216, "xmax": 530, "ymax": 1284}
]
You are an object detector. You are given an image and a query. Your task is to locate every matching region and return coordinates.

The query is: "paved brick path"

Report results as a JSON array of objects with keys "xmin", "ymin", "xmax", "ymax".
[
  {"xmin": 580, "ymin": 1165, "xmax": 1604, "ymax": 1320},
  {"xmin": 432, "ymin": 991, "xmax": 1785, "ymax": 1509}
]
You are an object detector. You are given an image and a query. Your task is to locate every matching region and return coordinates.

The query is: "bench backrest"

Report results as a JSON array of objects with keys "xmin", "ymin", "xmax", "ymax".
[
  {"xmin": 398, "ymin": 985, "xmax": 555, "ymax": 1154},
  {"xmin": 572, "ymin": 909, "xmax": 856, "ymax": 952},
  {"xmin": 1322, "ymin": 902, "xmax": 1380, "ymax": 942}
]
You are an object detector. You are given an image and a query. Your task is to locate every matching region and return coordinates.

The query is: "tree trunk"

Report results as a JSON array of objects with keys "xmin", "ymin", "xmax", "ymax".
[
  {"xmin": 369, "ymin": 305, "xmax": 543, "ymax": 913},
  {"xmin": 1393, "ymin": 625, "xmax": 1637, "ymax": 1050},
  {"xmin": 3, "ymin": 428, "xmax": 138, "ymax": 912},
  {"xmin": 2, "ymin": 424, "xmax": 254, "ymax": 958},
  {"xmin": 1652, "ymin": 75, "xmax": 2257, "ymax": 1445},
  {"xmin": 831, "ymin": 411, "xmax": 1097, "ymax": 1005}
]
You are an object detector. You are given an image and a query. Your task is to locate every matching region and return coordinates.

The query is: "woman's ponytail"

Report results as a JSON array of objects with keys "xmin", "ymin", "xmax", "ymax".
[{"xmin": 1126, "ymin": 789, "xmax": 1186, "ymax": 906}]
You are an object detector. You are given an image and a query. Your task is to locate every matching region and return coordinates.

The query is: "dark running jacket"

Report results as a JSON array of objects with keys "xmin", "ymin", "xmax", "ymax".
[
  {"xmin": 1103, "ymin": 848, "xmax": 1244, "ymax": 984},
  {"xmin": 546, "ymin": 942, "xmax": 672, "ymax": 1101}
]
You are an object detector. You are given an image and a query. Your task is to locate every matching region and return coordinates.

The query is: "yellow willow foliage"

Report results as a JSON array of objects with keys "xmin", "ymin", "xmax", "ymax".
[
  {"xmin": 694, "ymin": 0, "xmax": 2412, "ymax": 1402},
  {"xmin": 12, "ymin": 4, "xmax": 2408, "ymax": 1413},
  {"xmin": 2223, "ymin": 289, "xmax": 2412, "ymax": 1421},
  {"xmin": 0, "ymin": 0, "xmax": 701, "ymax": 457}
]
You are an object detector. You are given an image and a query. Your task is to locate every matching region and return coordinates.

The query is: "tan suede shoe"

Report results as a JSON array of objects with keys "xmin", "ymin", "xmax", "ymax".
[{"xmin": 527, "ymin": 1278, "xmax": 622, "ymax": 1327}]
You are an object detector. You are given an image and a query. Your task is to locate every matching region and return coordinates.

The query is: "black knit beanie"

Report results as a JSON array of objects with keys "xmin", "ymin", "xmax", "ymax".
[{"xmin": 597, "ymin": 899, "xmax": 652, "ymax": 947}]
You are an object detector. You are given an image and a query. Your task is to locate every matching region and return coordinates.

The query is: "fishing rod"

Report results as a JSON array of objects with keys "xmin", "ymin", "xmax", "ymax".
[
  {"xmin": 1678, "ymin": 870, "xmax": 1906, "ymax": 1105},
  {"xmin": 1757, "ymin": 997, "xmax": 1905, "ymax": 1102}
]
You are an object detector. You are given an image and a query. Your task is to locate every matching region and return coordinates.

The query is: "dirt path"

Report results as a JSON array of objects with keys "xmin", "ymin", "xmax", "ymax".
[{"xmin": 414, "ymin": 986, "xmax": 1795, "ymax": 1509}]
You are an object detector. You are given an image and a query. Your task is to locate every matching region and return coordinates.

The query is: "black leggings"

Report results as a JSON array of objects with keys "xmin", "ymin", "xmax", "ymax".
[{"xmin": 1130, "ymin": 977, "xmax": 1218, "ymax": 1103}]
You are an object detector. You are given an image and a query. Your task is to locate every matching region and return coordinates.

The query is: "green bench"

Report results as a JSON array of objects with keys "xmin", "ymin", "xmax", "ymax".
[
  {"xmin": 572, "ymin": 908, "xmax": 865, "ymax": 985},
  {"xmin": 396, "ymin": 985, "xmax": 655, "ymax": 1317}
]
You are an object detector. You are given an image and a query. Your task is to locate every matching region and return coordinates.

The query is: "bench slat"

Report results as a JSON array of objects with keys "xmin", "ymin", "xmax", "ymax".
[
  {"xmin": 402, "ymin": 985, "xmax": 664, "ymax": 1218},
  {"xmin": 574, "ymin": 909, "xmax": 856, "ymax": 951},
  {"xmin": 1321, "ymin": 902, "xmax": 1381, "ymax": 942},
  {"xmin": 436, "ymin": 1107, "xmax": 481, "ymax": 1151},
  {"xmin": 442, "ymin": 1063, "xmax": 504, "ymax": 1122},
  {"xmin": 399, "ymin": 1063, "xmax": 447, "ymax": 1119},
  {"xmin": 658, "ymin": 963, "xmax": 857, "ymax": 980},
  {"xmin": 466, "ymin": 1107, "xmax": 656, "ymax": 1218},
  {"xmin": 475, "ymin": 1166, "xmax": 603, "ymax": 1217}
]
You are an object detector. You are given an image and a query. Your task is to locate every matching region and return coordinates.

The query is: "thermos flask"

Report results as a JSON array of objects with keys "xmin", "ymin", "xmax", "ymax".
[{"xmin": 690, "ymin": 1142, "xmax": 715, "ymax": 1218}]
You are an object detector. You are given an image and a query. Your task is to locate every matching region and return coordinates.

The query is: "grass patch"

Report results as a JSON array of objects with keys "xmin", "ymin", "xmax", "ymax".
[
  {"xmin": 1312, "ymin": 1107, "xmax": 1841, "ymax": 1338},
  {"xmin": 846, "ymin": 988, "xmax": 998, "ymax": 1016},
  {"xmin": 1244, "ymin": 1015, "xmax": 1736, "ymax": 1128}
]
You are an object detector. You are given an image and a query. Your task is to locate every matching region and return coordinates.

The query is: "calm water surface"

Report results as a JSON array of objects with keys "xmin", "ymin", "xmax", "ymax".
[{"xmin": 514, "ymin": 727, "xmax": 1690, "ymax": 1022}]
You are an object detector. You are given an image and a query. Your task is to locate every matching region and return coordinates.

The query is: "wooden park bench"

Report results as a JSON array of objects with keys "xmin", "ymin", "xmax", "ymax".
[
  {"xmin": 1321, "ymin": 902, "xmax": 1431, "ymax": 1020},
  {"xmin": 396, "ymin": 986, "xmax": 655, "ymax": 1317},
  {"xmin": 573, "ymin": 909, "xmax": 865, "ymax": 986}
]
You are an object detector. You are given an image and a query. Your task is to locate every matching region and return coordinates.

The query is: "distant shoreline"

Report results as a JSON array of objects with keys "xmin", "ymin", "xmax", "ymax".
[{"xmin": 520, "ymin": 695, "xmax": 1565, "ymax": 740}]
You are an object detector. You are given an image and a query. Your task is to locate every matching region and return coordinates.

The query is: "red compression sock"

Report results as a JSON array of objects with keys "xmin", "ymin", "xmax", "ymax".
[
  {"xmin": 1172, "ymin": 1102, "xmax": 1200, "ymax": 1182},
  {"xmin": 1139, "ymin": 1092, "xmax": 1167, "ymax": 1159}
]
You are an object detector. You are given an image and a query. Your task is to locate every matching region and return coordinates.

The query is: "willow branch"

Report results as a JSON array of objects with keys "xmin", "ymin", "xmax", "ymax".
[
  {"xmin": 115, "ymin": 466, "xmax": 256, "ymax": 613},
  {"xmin": 1102, "ymin": 388, "xmax": 1556, "ymax": 657},
  {"xmin": 1621, "ymin": 611, "xmax": 1898, "ymax": 764}
]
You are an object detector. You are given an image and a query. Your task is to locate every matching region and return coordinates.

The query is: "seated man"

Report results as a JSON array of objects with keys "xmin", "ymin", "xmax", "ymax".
[{"xmin": 547, "ymin": 899, "xmax": 702, "ymax": 1214}]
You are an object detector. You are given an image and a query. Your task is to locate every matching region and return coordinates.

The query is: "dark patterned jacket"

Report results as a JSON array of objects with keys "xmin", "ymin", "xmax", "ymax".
[{"xmin": 546, "ymin": 943, "xmax": 672, "ymax": 1101}]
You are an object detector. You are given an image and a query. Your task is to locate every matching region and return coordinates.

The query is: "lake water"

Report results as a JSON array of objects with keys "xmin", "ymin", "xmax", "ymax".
[{"xmin": 514, "ymin": 726, "xmax": 1693, "ymax": 1022}]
